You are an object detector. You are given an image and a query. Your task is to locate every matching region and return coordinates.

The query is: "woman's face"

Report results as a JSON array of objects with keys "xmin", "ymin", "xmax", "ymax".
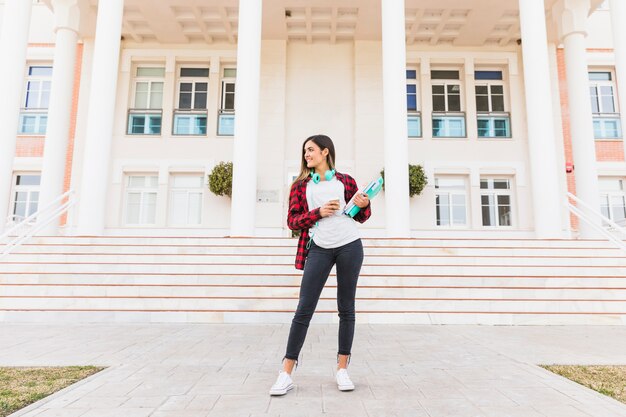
[{"xmin": 304, "ymin": 140, "xmax": 328, "ymax": 169}]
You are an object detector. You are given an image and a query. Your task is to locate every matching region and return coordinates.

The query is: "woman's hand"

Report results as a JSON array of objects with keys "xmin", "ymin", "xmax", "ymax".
[
  {"xmin": 353, "ymin": 192, "xmax": 369, "ymax": 208},
  {"xmin": 319, "ymin": 200, "xmax": 340, "ymax": 217}
]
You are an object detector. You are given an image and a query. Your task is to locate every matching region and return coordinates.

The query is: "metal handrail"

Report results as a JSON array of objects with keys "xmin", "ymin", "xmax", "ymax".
[
  {"xmin": 565, "ymin": 192, "xmax": 626, "ymax": 253},
  {"xmin": 0, "ymin": 190, "xmax": 76, "ymax": 260}
]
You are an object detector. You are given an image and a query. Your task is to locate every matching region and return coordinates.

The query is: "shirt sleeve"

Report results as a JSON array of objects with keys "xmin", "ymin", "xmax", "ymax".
[
  {"xmin": 344, "ymin": 174, "xmax": 372, "ymax": 224},
  {"xmin": 287, "ymin": 181, "xmax": 323, "ymax": 230}
]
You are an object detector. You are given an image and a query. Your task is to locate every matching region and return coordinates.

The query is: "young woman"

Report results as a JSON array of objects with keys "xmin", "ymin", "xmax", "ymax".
[{"xmin": 269, "ymin": 134, "xmax": 372, "ymax": 396}]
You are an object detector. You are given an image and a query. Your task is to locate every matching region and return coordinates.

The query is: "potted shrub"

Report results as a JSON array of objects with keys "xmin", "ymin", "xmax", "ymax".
[{"xmin": 207, "ymin": 161, "xmax": 233, "ymax": 197}]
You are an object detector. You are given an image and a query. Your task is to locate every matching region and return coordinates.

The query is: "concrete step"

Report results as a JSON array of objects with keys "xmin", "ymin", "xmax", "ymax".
[
  {"xmin": 3, "ymin": 252, "xmax": 626, "ymax": 266},
  {"xmin": 2, "ymin": 236, "xmax": 625, "ymax": 324},
  {"xmin": 2, "ymin": 262, "xmax": 626, "ymax": 276},
  {"xmin": 2, "ymin": 273, "xmax": 626, "ymax": 289},
  {"xmin": 2, "ymin": 284, "xmax": 625, "ymax": 300},
  {"xmin": 2, "ymin": 296, "xmax": 625, "ymax": 314},
  {"xmin": 21, "ymin": 236, "xmax": 623, "ymax": 249}
]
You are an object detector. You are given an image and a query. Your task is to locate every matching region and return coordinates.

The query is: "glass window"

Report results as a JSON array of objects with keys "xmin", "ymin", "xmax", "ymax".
[
  {"xmin": 599, "ymin": 178, "xmax": 626, "ymax": 226},
  {"xmin": 589, "ymin": 71, "xmax": 618, "ymax": 114},
  {"xmin": 169, "ymin": 174, "xmax": 203, "ymax": 226},
  {"xmin": 10, "ymin": 173, "xmax": 41, "ymax": 223},
  {"xmin": 435, "ymin": 177, "xmax": 467, "ymax": 226},
  {"xmin": 475, "ymin": 84, "xmax": 505, "ymax": 112},
  {"xmin": 177, "ymin": 67, "xmax": 209, "ymax": 110},
  {"xmin": 475, "ymin": 71, "xmax": 503, "ymax": 80},
  {"xmin": 137, "ymin": 67, "xmax": 165, "ymax": 77},
  {"xmin": 480, "ymin": 178, "xmax": 513, "ymax": 227},
  {"xmin": 125, "ymin": 175, "xmax": 158, "ymax": 225},
  {"xmin": 432, "ymin": 83, "xmax": 461, "ymax": 112},
  {"xmin": 431, "ymin": 70, "xmax": 459, "ymax": 80},
  {"xmin": 222, "ymin": 82, "xmax": 235, "ymax": 110},
  {"xmin": 132, "ymin": 67, "xmax": 165, "ymax": 109}
]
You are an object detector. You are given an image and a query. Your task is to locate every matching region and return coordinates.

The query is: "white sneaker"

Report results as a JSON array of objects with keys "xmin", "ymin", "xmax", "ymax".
[
  {"xmin": 269, "ymin": 371, "xmax": 294, "ymax": 396},
  {"xmin": 336, "ymin": 368, "xmax": 355, "ymax": 391}
]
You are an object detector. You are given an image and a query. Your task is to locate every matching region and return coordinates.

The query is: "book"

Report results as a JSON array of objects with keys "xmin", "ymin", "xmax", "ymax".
[{"xmin": 343, "ymin": 176, "xmax": 384, "ymax": 218}]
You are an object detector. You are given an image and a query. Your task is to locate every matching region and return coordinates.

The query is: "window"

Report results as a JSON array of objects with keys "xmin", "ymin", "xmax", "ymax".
[
  {"xmin": 431, "ymin": 70, "xmax": 465, "ymax": 137},
  {"xmin": 10, "ymin": 173, "xmax": 41, "ymax": 223},
  {"xmin": 475, "ymin": 70, "xmax": 511, "ymax": 138},
  {"xmin": 481, "ymin": 178, "xmax": 513, "ymax": 227},
  {"xmin": 406, "ymin": 68, "xmax": 421, "ymax": 138},
  {"xmin": 19, "ymin": 66, "xmax": 52, "ymax": 135},
  {"xmin": 127, "ymin": 67, "xmax": 164, "ymax": 135},
  {"xmin": 218, "ymin": 68, "xmax": 236, "ymax": 136},
  {"xmin": 435, "ymin": 177, "xmax": 467, "ymax": 227},
  {"xmin": 125, "ymin": 175, "xmax": 158, "ymax": 225},
  {"xmin": 599, "ymin": 178, "xmax": 626, "ymax": 227},
  {"xmin": 169, "ymin": 174, "xmax": 203, "ymax": 225},
  {"xmin": 589, "ymin": 71, "xmax": 622, "ymax": 139},
  {"xmin": 174, "ymin": 67, "xmax": 209, "ymax": 136}
]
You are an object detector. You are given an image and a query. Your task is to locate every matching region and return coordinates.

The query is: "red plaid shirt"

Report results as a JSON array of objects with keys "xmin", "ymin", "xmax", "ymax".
[{"xmin": 287, "ymin": 172, "xmax": 372, "ymax": 270}]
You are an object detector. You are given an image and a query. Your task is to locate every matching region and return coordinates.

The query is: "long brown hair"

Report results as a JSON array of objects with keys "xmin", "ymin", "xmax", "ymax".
[{"xmin": 292, "ymin": 134, "xmax": 336, "ymax": 186}]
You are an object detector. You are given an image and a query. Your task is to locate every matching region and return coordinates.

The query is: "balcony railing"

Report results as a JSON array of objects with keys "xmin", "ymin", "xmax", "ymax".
[
  {"xmin": 593, "ymin": 113, "xmax": 622, "ymax": 139},
  {"xmin": 218, "ymin": 109, "xmax": 235, "ymax": 136},
  {"xmin": 18, "ymin": 108, "xmax": 48, "ymax": 135},
  {"xmin": 407, "ymin": 112, "xmax": 421, "ymax": 138},
  {"xmin": 432, "ymin": 112, "xmax": 466, "ymax": 138},
  {"xmin": 477, "ymin": 112, "xmax": 511, "ymax": 138},
  {"xmin": 173, "ymin": 109, "xmax": 208, "ymax": 136},
  {"xmin": 127, "ymin": 109, "xmax": 162, "ymax": 135}
]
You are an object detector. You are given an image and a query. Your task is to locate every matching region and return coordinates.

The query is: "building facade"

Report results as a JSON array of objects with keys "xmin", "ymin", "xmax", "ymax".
[{"xmin": 0, "ymin": 0, "xmax": 624, "ymax": 239}]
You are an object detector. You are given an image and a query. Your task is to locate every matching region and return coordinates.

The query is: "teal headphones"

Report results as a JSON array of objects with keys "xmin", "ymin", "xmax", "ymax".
[{"xmin": 310, "ymin": 169, "xmax": 336, "ymax": 184}]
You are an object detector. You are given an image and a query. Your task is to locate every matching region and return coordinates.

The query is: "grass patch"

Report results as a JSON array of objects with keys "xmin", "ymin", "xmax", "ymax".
[
  {"xmin": 0, "ymin": 366, "xmax": 104, "ymax": 417},
  {"xmin": 541, "ymin": 365, "xmax": 626, "ymax": 404}
]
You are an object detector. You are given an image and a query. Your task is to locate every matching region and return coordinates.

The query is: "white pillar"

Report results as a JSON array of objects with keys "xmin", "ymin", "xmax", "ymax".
[
  {"xmin": 0, "ymin": 0, "xmax": 33, "ymax": 233},
  {"xmin": 76, "ymin": 0, "xmax": 124, "ymax": 235},
  {"xmin": 37, "ymin": 0, "xmax": 80, "ymax": 235},
  {"xmin": 381, "ymin": 0, "xmax": 411, "ymax": 237},
  {"xmin": 229, "ymin": 0, "xmax": 263, "ymax": 236},
  {"xmin": 609, "ymin": 0, "xmax": 626, "ymax": 157},
  {"xmin": 518, "ymin": 0, "xmax": 564, "ymax": 238},
  {"xmin": 553, "ymin": 0, "xmax": 602, "ymax": 238}
]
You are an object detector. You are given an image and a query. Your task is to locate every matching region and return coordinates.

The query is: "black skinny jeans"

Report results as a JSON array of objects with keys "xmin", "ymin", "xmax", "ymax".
[{"xmin": 285, "ymin": 238, "xmax": 364, "ymax": 361}]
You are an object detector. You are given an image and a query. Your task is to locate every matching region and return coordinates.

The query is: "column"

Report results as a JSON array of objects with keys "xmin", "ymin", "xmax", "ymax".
[
  {"xmin": 76, "ymin": 0, "xmax": 124, "ymax": 235},
  {"xmin": 419, "ymin": 58, "xmax": 432, "ymax": 141},
  {"xmin": 0, "ymin": 0, "xmax": 33, "ymax": 233},
  {"xmin": 553, "ymin": 0, "xmax": 602, "ymax": 238},
  {"xmin": 37, "ymin": 0, "xmax": 80, "ymax": 235},
  {"xmin": 609, "ymin": 0, "xmax": 626, "ymax": 157},
  {"xmin": 229, "ymin": 0, "xmax": 263, "ymax": 236},
  {"xmin": 381, "ymin": 0, "xmax": 411, "ymax": 237},
  {"xmin": 464, "ymin": 59, "xmax": 478, "ymax": 139},
  {"xmin": 518, "ymin": 0, "xmax": 564, "ymax": 238}
]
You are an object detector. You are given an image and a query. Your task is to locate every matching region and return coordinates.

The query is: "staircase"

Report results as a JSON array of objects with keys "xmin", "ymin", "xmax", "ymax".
[{"xmin": 1, "ymin": 236, "xmax": 625, "ymax": 325}]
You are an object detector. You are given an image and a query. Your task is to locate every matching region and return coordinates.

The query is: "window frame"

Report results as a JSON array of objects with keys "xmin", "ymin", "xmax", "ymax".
[
  {"xmin": 406, "ymin": 66, "xmax": 422, "ymax": 138},
  {"xmin": 168, "ymin": 174, "xmax": 204, "ymax": 226},
  {"xmin": 589, "ymin": 70, "xmax": 622, "ymax": 139},
  {"xmin": 127, "ymin": 66, "xmax": 165, "ymax": 136},
  {"xmin": 123, "ymin": 174, "xmax": 159, "ymax": 226},
  {"xmin": 18, "ymin": 65, "xmax": 53, "ymax": 135},
  {"xmin": 9, "ymin": 172, "xmax": 41, "ymax": 224},
  {"xmin": 175, "ymin": 65, "xmax": 209, "ymax": 111},
  {"xmin": 599, "ymin": 178, "xmax": 626, "ymax": 227},
  {"xmin": 480, "ymin": 178, "xmax": 514, "ymax": 228},
  {"xmin": 434, "ymin": 176, "xmax": 469, "ymax": 228},
  {"xmin": 217, "ymin": 67, "xmax": 236, "ymax": 136}
]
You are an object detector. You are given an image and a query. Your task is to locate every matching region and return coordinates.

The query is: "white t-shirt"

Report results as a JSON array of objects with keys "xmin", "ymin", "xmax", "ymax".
[{"xmin": 305, "ymin": 177, "xmax": 360, "ymax": 249}]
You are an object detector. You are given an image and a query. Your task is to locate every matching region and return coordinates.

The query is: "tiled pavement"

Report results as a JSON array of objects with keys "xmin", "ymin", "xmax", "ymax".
[{"xmin": 2, "ymin": 324, "xmax": 626, "ymax": 417}]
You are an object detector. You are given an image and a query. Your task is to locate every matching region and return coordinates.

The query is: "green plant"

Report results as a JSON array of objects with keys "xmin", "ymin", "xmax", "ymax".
[
  {"xmin": 380, "ymin": 164, "xmax": 428, "ymax": 197},
  {"xmin": 207, "ymin": 161, "xmax": 233, "ymax": 197}
]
